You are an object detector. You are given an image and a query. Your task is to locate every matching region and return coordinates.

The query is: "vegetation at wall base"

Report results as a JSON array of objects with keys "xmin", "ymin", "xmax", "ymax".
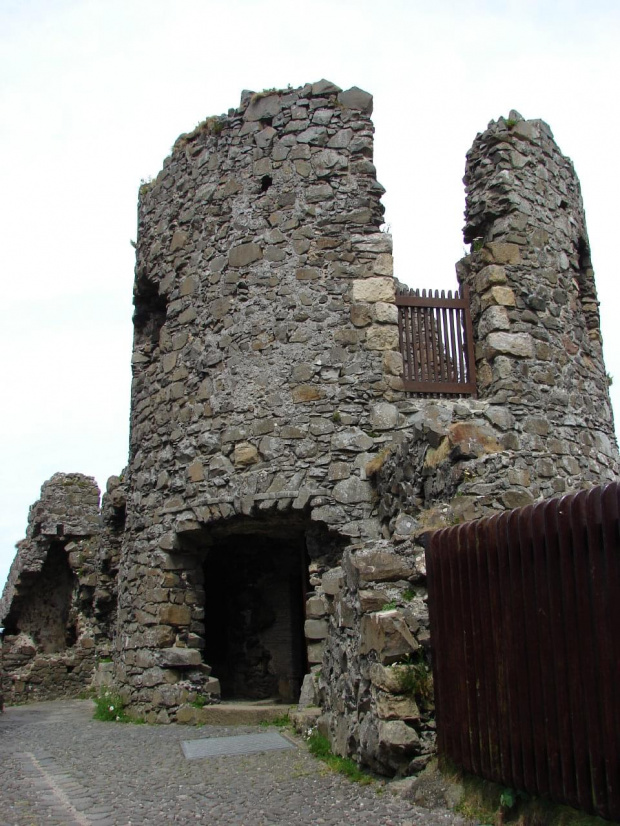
[
  {"xmin": 93, "ymin": 689, "xmax": 144, "ymax": 724},
  {"xmin": 440, "ymin": 758, "xmax": 611, "ymax": 826},
  {"xmin": 259, "ymin": 713, "xmax": 291, "ymax": 728},
  {"xmin": 307, "ymin": 731, "xmax": 373, "ymax": 785}
]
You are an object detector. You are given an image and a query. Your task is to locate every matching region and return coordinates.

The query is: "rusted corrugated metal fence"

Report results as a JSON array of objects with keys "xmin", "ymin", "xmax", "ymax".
[
  {"xmin": 396, "ymin": 286, "xmax": 476, "ymax": 396},
  {"xmin": 426, "ymin": 482, "xmax": 620, "ymax": 820}
]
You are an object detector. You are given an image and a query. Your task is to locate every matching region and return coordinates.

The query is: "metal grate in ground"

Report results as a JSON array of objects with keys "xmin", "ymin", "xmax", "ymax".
[{"xmin": 181, "ymin": 731, "xmax": 296, "ymax": 760}]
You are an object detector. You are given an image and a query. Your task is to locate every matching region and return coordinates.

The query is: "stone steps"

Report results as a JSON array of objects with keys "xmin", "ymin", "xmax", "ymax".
[{"xmin": 176, "ymin": 700, "xmax": 294, "ymax": 726}]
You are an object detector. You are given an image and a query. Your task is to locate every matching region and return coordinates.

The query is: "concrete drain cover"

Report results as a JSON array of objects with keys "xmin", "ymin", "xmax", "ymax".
[{"xmin": 181, "ymin": 731, "xmax": 296, "ymax": 760}]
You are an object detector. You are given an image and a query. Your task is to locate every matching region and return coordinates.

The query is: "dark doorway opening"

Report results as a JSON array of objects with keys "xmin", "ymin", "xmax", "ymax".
[{"xmin": 202, "ymin": 532, "xmax": 308, "ymax": 703}]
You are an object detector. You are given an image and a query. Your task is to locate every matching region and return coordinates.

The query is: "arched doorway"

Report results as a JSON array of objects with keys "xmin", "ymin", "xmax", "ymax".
[{"xmin": 178, "ymin": 513, "xmax": 345, "ymax": 704}]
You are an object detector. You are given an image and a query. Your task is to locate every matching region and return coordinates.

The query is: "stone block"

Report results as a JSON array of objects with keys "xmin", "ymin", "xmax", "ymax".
[
  {"xmin": 352, "ymin": 233, "xmax": 393, "ymax": 254},
  {"xmin": 481, "ymin": 286, "xmax": 516, "ymax": 311},
  {"xmin": 159, "ymin": 605, "xmax": 191, "ymax": 626},
  {"xmin": 312, "ymin": 78, "xmax": 342, "ymax": 95},
  {"xmin": 360, "ymin": 610, "xmax": 419, "ymax": 663},
  {"xmin": 328, "ymin": 462, "xmax": 350, "ymax": 481},
  {"xmin": 306, "ymin": 595, "xmax": 327, "ymax": 618},
  {"xmin": 351, "ymin": 304, "xmax": 372, "ymax": 327},
  {"xmin": 338, "ymin": 86, "xmax": 373, "ymax": 114},
  {"xmin": 373, "ymin": 254, "xmax": 394, "ymax": 276},
  {"xmin": 478, "ymin": 306, "xmax": 510, "ymax": 338},
  {"xmin": 370, "ymin": 663, "xmax": 409, "ymax": 694},
  {"xmin": 394, "ymin": 513, "xmax": 417, "ymax": 537},
  {"xmin": 370, "ymin": 402, "xmax": 400, "ymax": 430},
  {"xmin": 474, "ymin": 264, "xmax": 507, "ymax": 293},
  {"xmin": 228, "ymin": 243, "xmax": 263, "ymax": 267},
  {"xmin": 327, "ymin": 128, "xmax": 353, "ymax": 148},
  {"xmin": 296, "ymin": 126, "xmax": 328, "ymax": 145},
  {"xmin": 244, "ymin": 93, "xmax": 281, "ymax": 122},
  {"xmin": 348, "ymin": 549, "xmax": 415, "ymax": 583},
  {"xmin": 378, "ymin": 720, "xmax": 420, "ymax": 754},
  {"xmin": 304, "ymin": 619, "xmax": 329, "ymax": 640},
  {"xmin": 383, "ymin": 350, "xmax": 403, "ymax": 376},
  {"xmin": 376, "ymin": 692, "xmax": 420, "ymax": 722},
  {"xmin": 482, "ymin": 242, "xmax": 521, "ymax": 265},
  {"xmin": 447, "ymin": 422, "xmax": 503, "ymax": 460},
  {"xmin": 486, "ymin": 332, "xmax": 534, "ymax": 359},
  {"xmin": 502, "ymin": 489, "xmax": 535, "ymax": 509},
  {"xmin": 187, "ymin": 460, "xmax": 204, "ymax": 482},
  {"xmin": 331, "ymin": 428, "xmax": 374, "ymax": 452},
  {"xmin": 351, "ymin": 277, "xmax": 395, "ymax": 303},
  {"xmin": 296, "ymin": 267, "xmax": 320, "ymax": 280},
  {"xmin": 359, "ymin": 589, "xmax": 389, "ymax": 612},
  {"xmin": 374, "ymin": 302, "xmax": 398, "ymax": 324},
  {"xmin": 233, "ymin": 442, "xmax": 259, "ymax": 466},
  {"xmin": 332, "ymin": 477, "xmax": 373, "ymax": 504},
  {"xmin": 366, "ymin": 325, "xmax": 399, "ymax": 351},
  {"xmin": 158, "ymin": 647, "xmax": 202, "ymax": 668},
  {"xmin": 170, "ymin": 230, "xmax": 188, "ymax": 252},
  {"xmin": 307, "ymin": 642, "xmax": 325, "ymax": 664},
  {"xmin": 292, "ymin": 385, "xmax": 324, "ymax": 403},
  {"xmin": 321, "ymin": 566, "xmax": 344, "ymax": 595},
  {"xmin": 298, "ymin": 673, "xmax": 319, "ymax": 708}
]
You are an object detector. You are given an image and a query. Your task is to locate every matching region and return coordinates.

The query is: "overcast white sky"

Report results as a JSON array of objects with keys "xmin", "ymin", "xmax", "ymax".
[{"xmin": 1, "ymin": 0, "xmax": 619, "ymax": 591}]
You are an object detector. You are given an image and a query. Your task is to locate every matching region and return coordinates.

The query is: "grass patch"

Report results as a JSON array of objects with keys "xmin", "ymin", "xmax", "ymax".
[
  {"xmin": 93, "ymin": 690, "xmax": 144, "ymax": 724},
  {"xmin": 260, "ymin": 713, "xmax": 290, "ymax": 728},
  {"xmin": 307, "ymin": 731, "xmax": 373, "ymax": 785}
]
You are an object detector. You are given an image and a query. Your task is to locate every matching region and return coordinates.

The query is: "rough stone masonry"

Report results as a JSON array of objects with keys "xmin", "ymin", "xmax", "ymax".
[{"xmin": 1, "ymin": 82, "xmax": 618, "ymax": 777}]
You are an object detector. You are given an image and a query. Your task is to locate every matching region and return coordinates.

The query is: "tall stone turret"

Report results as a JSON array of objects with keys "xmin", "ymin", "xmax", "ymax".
[
  {"xmin": 116, "ymin": 81, "xmax": 406, "ymax": 718},
  {"xmin": 457, "ymin": 110, "xmax": 618, "ymax": 496}
]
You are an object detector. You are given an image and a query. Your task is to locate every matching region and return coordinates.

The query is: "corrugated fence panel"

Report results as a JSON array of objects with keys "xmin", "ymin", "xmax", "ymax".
[{"xmin": 426, "ymin": 482, "xmax": 620, "ymax": 820}]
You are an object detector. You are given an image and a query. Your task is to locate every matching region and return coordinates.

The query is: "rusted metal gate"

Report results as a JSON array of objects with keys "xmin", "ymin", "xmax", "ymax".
[
  {"xmin": 426, "ymin": 482, "xmax": 620, "ymax": 820},
  {"xmin": 396, "ymin": 286, "xmax": 476, "ymax": 396}
]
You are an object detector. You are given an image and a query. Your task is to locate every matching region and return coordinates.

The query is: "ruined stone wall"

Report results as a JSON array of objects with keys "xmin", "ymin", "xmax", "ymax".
[
  {"xmin": 115, "ymin": 80, "xmax": 409, "ymax": 719},
  {"xmin": 0, "ymin": 473, "xmax": 126, "ymax": 702},
  {"xmin": 0, "ymin": 474, "xmax": 101, "ymax": 702}
]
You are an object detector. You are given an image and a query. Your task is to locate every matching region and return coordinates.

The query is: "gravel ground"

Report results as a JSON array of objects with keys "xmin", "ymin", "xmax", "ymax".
[{"xmin": 0, "ymin": 699, "xmax": 469, "ymax": 826}]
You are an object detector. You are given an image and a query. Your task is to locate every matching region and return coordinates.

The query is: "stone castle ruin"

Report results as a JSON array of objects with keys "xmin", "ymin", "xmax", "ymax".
[{"xmin": 1, "ymin": 80, "xmax": 618, "ymax": 776}]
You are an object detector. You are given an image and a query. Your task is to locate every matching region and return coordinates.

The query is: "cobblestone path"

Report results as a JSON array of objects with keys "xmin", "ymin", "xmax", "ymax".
[{"xmin": 0, "ymin": 700, "xmax": 466, "ymax": 825}]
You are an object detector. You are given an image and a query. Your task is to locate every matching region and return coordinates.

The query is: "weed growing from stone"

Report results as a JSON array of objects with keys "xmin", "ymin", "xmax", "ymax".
[
  {"xmin": 396, "ymin": 654, "xmax": 434, "ymax": 705},
  {"xmin": 306, "ymin": 731, "xmax": 373, "ymax": 785}
]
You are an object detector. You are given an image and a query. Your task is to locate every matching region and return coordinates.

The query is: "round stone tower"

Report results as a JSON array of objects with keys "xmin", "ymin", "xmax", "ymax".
[
  {"xmin": 457, "ymin": 110, "xmax": 618, "ymax": 497},
  {"xmin": 116, "ymin": 81, "xmax": 406, "ymax": 718}
]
